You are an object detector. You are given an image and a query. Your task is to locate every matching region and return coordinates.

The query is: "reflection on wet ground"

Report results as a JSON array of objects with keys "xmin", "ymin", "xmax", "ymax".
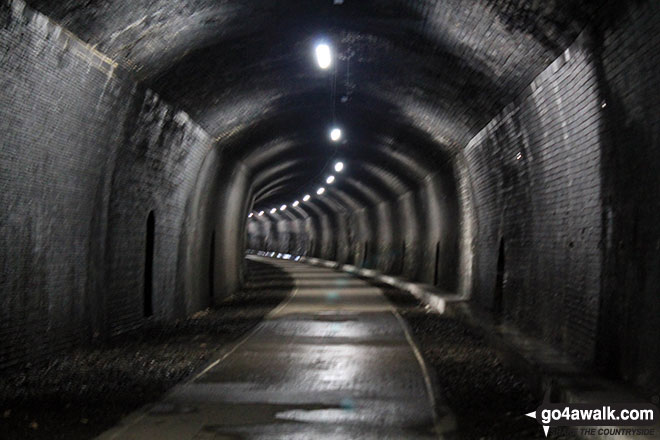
[{"xmin": 97, "ymin": 256, "xmax": 455, "ymax": 439}]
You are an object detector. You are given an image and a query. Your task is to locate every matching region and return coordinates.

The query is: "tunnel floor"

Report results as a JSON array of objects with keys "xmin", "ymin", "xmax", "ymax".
[
  {"xmin": 97, "ymin": 256, "xmax": 453, "ymax": 439},
  {"xmin": 0, "ymin": 256, "xmax": 554, "ymax": 439}
]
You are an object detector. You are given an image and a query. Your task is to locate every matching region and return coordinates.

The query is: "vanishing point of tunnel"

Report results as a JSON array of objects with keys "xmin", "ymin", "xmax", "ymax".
[{"xmin": 1, "ymin": 0, "xmax": 659, "ymax": 439}]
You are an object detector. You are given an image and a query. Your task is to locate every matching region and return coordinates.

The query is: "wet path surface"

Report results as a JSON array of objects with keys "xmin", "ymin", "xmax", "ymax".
[{"xmin": 97, "ymin": 256, "xmax": 454, "ymax": 439}]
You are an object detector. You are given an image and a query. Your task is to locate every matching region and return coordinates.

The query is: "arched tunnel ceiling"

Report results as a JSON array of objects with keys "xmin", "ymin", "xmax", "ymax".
[
  {"xmin": 216, "ymin": 97, "xmax": 457, "ymax": 209},
  {"xmin": 26, "ymin": 0, "xmax": 600, "ymax": 211}
]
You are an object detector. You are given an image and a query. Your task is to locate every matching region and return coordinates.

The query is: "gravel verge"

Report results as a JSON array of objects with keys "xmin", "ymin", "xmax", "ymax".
[
  {"xmin": 0, "ymin": 260, "xmax": 290, "ymax": 440},
  {"xmin": 381, "ymin": 286, "xmax": 576, "ymax": 439}
]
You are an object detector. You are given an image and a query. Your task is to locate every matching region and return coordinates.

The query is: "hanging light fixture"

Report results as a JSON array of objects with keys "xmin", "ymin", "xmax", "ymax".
[{"xmin": 315, "ymin": 43, "xmax": 332, "ymax": 69}]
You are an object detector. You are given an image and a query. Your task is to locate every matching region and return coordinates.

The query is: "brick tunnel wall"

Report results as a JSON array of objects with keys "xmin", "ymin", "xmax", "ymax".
[
  {"xmin": 102, "ymin": 91, "xmax": 213, "ymax": 336},
  {"xmin": 0, "ymin": 1, "xmax": 237, "ymax": 368},
  {"xmin": 465, "ymin": 32, "xmax": 603, "ymax": 364},
  {"xmin": 460, "ymin": 1, "xmax": 660, "ymax": 393},
  {"xmin": 595, "ymin": 1, "xmax": 660, "ymax": 393},
  {"xmin": 248, "ymin": 2, "xmax": 660, "ymax": 394}
]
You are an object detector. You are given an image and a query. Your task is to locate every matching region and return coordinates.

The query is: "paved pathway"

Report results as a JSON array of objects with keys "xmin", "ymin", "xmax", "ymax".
[{"xmin": 97, "ymin": 256, "xmax": 454, "ymax": 439}]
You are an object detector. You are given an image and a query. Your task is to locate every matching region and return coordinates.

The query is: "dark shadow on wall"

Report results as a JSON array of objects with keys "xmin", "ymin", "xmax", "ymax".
[
  {"xmin": 493, "ymin": 237, "xmax": 505, "ymax": 319},
  {"xmin": 591, "ymin": 0, "xmax": 660, "ymax": 395}
]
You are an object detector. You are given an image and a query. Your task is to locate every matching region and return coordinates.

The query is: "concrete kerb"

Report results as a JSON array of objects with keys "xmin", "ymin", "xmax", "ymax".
[{"xmin": 299, "ymin": 256, "xmax": 463, "ymax": 314}]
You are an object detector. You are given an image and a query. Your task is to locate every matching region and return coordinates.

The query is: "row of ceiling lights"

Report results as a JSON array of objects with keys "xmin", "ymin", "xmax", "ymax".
[
  {"xmin": 249, "ymin": 160, "xmax": 345, "ymax": 218},
  {"xmin": 249, "ymin": 42, "xmax": 344, "ymax": 219}
]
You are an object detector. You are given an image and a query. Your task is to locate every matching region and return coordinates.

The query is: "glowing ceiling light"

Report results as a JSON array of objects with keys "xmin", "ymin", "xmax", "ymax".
[
  {"xmin": 292, "ymin": 200, "xmax": 299, "ymax": 207},
  {"xmin": 315, "ymin": 43, "xmax": 332, "ymax": 69},
  {"xmin": 248, "ymin": 213, "xmax": 253, "ymax": 218},
  {"xmin": 330, "ymin": 127, "xmax": 342, "ymax": 142},
  {"xmin": 270, "ymin": 208, "xmax": 277, "ymax": 214},
  {"xmin": 280, "ymin": 204, "xmax": 287, "ymax": 211},
  {"xmin": 317, "ymin": 187, "xmax": 325, "ymax": 195},
  {"xmin": 303, "ymin": 194, "xmax": 311, "ymax": 202},
  {"xmin": 334, "ymin": 161, "xmax": 344, "ymax": 172},
  {"xmin": 326, "ymin": 175, "xmax": 335, "ymax": 184},
  {"xmin": 258, "ymin": 211, "xmax": 264, "ymax": 216}
]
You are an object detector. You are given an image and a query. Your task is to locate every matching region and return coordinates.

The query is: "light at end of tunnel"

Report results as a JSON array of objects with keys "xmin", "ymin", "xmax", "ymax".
[
  {"xmin": 317, "ymin": 187, "xmax": 325, "ymax": 195},
  {"xmin": 270, "ymin": 208, "xmax": 277, "ymax": 214},
  {"xmin": 330, "ymin": 127, "xmax": 342, "ymax": 142},
  {"xmin": 248, "ymin": 213, "xmax": 253, "ymax": 218},
  {"xmin": 315, "ymin": 43, "xmax": 332, "ymax": 69},
  {"xmin": 334, "ymin": 161, "xmax": 344, "ymax": 172},
  {"xmin": 280, "ymin": 204, "xmax": 287, "ymax": 211},
  {"xmin": 326, "ymin": 175, "xmax": 335, "ymax": 184},
  {"xmin": 258, "ymin": 211, "xmax": 264, "ymax": 216},
  {"xmin": 303, "ymin": 194, "xmax": 311, "ymax": 202},
  {"xmin": 292, "ymin": 200, "xmax": 299, "ymax": 207}
]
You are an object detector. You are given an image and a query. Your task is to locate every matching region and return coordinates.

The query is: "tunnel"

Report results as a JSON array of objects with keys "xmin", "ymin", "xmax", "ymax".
[{"xmin": 1, "ymin": 0, "xmax": 659, "ymax": 438}]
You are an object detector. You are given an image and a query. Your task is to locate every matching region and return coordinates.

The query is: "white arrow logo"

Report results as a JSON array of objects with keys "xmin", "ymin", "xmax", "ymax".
[{"xmin": 525, "ymin": 411, "xmax": 550, "ymax": 437}]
